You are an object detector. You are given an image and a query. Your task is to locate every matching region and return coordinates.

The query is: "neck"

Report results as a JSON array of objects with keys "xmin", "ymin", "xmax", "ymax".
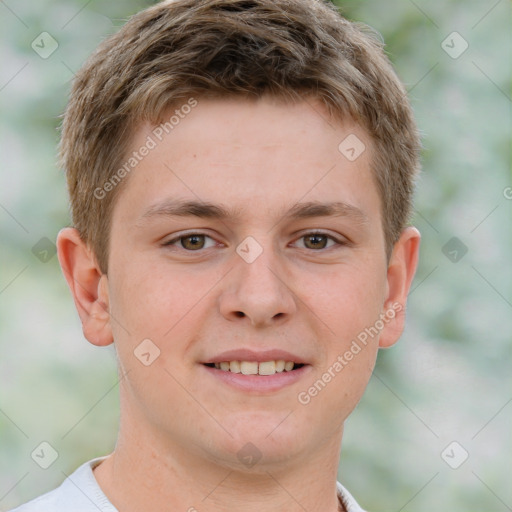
[{"xmin": 94, "ymin": 414, "xmax": 344, "ymax": 512}]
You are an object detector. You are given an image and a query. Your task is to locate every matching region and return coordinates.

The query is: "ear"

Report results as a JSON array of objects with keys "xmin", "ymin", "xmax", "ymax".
[
  {"xmin": 379, "ymin": 226, "xmax": 421, "ymax": 348},
  {"xmin": 56, "ymin": 227, "xmax": 113, "ymax": 347}
]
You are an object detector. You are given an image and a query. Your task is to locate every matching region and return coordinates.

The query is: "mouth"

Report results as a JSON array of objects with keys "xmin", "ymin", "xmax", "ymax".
[
  {"xmin": 204, "ymin": 360, "xmax": 305, "ymax": 376},
  {"xmin": 200, "ymin": 349, "xmax": 311, "ymax": 393}
]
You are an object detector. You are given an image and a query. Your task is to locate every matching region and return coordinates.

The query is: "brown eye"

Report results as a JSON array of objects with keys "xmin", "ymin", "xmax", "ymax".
[
  {"xmin": 293, "ymin": 232, "xmax": 344, "ymax": 251},
  {"xmin": 164, "ymin": 233, "xmax": 217, "ymax": 251},
  {"xmin": 303, "ymin": 234, "xmax": 329, "ymax": 249},
  {"xmin": 180, "ymin": 234, "xmax": 206, "ymax": 250}
]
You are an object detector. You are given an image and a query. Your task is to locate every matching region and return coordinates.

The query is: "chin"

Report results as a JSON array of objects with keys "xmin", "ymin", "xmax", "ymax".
[{"xmin": 205, "ymin": 410, "xmax": 307, "ymax": 469}]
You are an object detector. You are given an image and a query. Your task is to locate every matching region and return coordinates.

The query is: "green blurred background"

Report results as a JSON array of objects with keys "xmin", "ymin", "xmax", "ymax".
[{"xmin": 1, "ymin": 1, "xmax": 511, "ymax": 510}]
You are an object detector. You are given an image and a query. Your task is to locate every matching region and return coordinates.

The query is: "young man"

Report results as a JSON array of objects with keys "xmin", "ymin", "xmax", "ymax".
[{"xmin": 11, "ymin": 0, "xmax": 420, "ymax": 510}]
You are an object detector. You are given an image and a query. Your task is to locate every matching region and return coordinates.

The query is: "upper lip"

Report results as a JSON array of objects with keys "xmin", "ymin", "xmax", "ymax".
[{"xmin": 202, "ymin": 349, "xmax": 309, "ymax": 365}]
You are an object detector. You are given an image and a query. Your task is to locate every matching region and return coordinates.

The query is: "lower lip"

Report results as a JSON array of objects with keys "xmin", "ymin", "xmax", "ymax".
[{"xmin": 201, "ymin": 364, "xmax": 311, "ymax": 393}]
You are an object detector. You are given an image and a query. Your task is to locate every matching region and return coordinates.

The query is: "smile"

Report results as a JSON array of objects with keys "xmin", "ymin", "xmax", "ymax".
[{"xmin": 204, "ymin": 360, "xmax": 304, "ymax": 376}]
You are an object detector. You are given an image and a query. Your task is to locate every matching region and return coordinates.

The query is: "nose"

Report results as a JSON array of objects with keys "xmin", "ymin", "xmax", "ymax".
[{"xmin": 218, "ymin": 241, "xmax": 297, "ymax": 328}]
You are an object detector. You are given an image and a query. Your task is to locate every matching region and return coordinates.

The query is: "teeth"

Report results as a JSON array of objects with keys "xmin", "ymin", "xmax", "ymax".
[
  {"xmin": 229, "ymin": 361, "xmax": 241, "ymax": 373},
  {"xmin": 213, "ymin": 360, "xmax": 298, "ymax": 375},
  {"xmin": 240, "ymin": 361, "xmax": 258, "ymax": 375},
  {"xmin": 258, "ymin": 361, "xmax": 276, "ymax": 376}
]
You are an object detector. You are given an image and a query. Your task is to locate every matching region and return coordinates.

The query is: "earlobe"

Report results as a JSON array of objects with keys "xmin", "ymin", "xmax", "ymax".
[
  {"xmin": 379, "ymin": 226, "xmax": 421, "ymax": 348},
  {"xmin": 56, "ymin": 227, "xmax": 113, "ymax": 347}
]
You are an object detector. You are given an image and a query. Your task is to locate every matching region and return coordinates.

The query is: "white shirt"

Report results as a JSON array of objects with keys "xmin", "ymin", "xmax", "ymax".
[{"xmin": 8, "ymin": 456, "xmax": 366, "ymax": 512}]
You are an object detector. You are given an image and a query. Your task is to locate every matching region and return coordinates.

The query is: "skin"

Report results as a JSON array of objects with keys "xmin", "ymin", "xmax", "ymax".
[{"xmin": 57, "ymin": 95, "xmax": 420, "ymax": 512}]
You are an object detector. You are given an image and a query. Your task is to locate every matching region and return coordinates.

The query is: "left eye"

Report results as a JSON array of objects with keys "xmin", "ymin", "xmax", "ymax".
[
  {"xmin": 164, "ymin": 234, "xmax": 217, "ymax": 251},
  {"xmin": 293, "ymin": 233, "xmax": 341, "ymax": 250}
]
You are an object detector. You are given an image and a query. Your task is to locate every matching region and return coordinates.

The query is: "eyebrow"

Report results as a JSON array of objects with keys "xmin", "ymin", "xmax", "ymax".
[{"xmin": 137, "ymin": 198, "xmax": 368, "ymax": 225}]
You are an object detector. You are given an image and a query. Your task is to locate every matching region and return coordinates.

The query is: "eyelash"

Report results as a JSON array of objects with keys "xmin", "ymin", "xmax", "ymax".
[{"xmin": 162, "ymin": 231, "xmax": 347, "ymax": 252}]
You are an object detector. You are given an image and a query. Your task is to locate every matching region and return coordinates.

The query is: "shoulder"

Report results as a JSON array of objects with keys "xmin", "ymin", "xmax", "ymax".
[
  {"xmin": 7, "ymin": 457, "xmax": 114, "ymax": 512},
  {"xmin": 8, "ymin": 490, "xmax": 59, "ymax": 512}
]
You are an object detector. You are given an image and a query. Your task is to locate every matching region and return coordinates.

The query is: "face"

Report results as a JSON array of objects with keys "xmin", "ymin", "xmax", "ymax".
[{"xmin": 61, "ymin": 95, "xmax": 418, "ymax": 471}]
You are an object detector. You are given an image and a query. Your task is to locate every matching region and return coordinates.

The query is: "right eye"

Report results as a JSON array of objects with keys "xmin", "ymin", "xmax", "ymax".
[{"xmin": 162, "ymin": 233, "xmax": 218, "ymax": 251}]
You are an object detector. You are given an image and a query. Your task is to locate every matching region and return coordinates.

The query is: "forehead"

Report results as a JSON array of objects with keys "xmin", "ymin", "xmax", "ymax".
[{"xmin": 112, "ymin": 96, "xmax": 381, "ymax": 227}]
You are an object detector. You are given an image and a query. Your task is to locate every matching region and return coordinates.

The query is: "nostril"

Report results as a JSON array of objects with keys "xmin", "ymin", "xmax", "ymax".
[{"xmin": 234, "ymin": 311, "xmax": 245, "ymax": 318}]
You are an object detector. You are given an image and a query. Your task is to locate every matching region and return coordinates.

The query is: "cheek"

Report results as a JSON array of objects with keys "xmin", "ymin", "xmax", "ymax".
[
  {"xmin": 110, "ymin": 259, "xmax": 186, "ymax": 330},
  {"xmin": 296, "ymin": 344, "xmax": 378, "ymax": 438},
  {"xmin": 301, "ymin": 261, "xmax": 387, "ymax": 344},
  {"xmin": 107, "ymin": 257, "xmax": 224, "ymax": 367},
  {"xmin": 107, "ymin": 262, "xmax": 205, "ymax": 402},
  {"xmin": 301, "ymin": 262, "xmax": 386, "ymax": 421}
]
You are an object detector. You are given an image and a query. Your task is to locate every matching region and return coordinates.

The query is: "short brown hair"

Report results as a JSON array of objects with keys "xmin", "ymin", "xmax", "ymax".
[{"xmin": 60, "ymin": 0, "xmax": 420, "ymax": 273}]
